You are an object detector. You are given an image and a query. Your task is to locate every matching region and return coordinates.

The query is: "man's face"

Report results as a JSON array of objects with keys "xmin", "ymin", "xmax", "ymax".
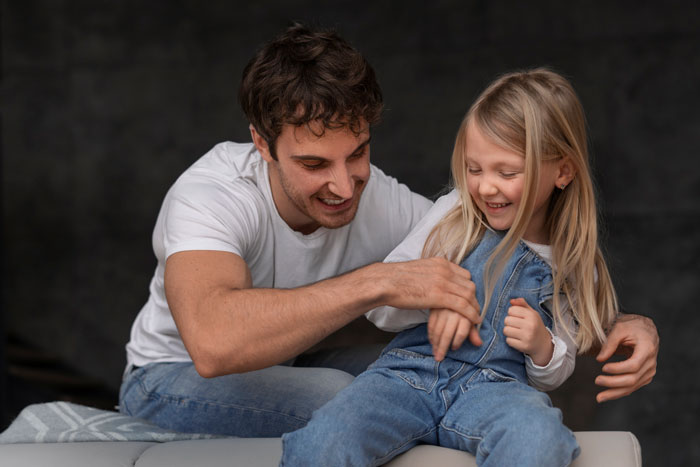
[{"xmin": 254, "ymin": 121, "xmax": 371, "ymax": 234}]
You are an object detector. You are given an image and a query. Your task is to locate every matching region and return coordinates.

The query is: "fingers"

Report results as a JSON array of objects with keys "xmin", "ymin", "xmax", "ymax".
[
  {"xmin": 503, "ymin": 299, "xmax": 537, "ymax": 337},
  {"xmin": 503, "ymin": 319, "xmax": 535, "ymax": 341},
  {"xmin": 596, "ymin": 331, "xmax": 622, "ymax": 362},
  {"xmin": 595, "ymin": 366, "xmax": 655, "ymax": 402},
  {"xmin": 596, "ymin": 313, "xmax": 659, "ymax": 363},
  {"xmin": 506, "ymin": 298, "xmax": 534, "ymax": 320},
  {"xmin": 597, "ymin": 349, "xmax": 656, "ymax": 384},
  {"xmin": 428, "ymin": 309, "xmax": 481, "ymax": 361},
  {"xmin": 595, "ymin": 386, "xmax": 632, "ymax": 403},
  {"xmin": 594, "ymin": 341, "xmax": 657, "ymax": 403},
  {"xmin": 599, "ymin": 329, "xmax": 655, "ymax": 372},
  {"xmin": 452, "ymin": 302, "xmax": 482, "ymax": 326},
  {"xmin": 595, "ymin": 372, "xmax": 638, "ymax": 391},
  {"xmin": 509, "ymin": 297, "xmax": 529, "ymax": 308},
  {"xmin": 451, "ymin": 318, "xmax": 471, "ymax": 351},
  {"xmin": 503, "ymin": 325, "xmax": 531, "ymax": 353},
  {"xmin": 467, "ymin": 325, "xmax": 483, "ymax": 347},
  {"xmin": 600, "ymin": 352, "xmax": 644, "ymax": 375},
  {"xmin": 427, "ymin": 310, "xmax": 447, "ymax": 351},
  {"xmin": 434, "ymin": 315, "xmax": 457, "ymax": 361},
  {"xmin": 503, "ymin": 313, "xmax": 526, "ymax": 347},
  {"xmin": 440, "ymin": 278, "xmax": 480, "ymax": 322}
]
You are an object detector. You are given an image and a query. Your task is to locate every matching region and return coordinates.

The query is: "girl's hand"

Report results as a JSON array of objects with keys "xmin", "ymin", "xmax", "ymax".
[
  {"xmin": 503, "ymin": 298, "xmax": 553, "ymax": 366},
  {"xmin": 428, "ymin": 308, "xmax": 482, "ymax": 361}
]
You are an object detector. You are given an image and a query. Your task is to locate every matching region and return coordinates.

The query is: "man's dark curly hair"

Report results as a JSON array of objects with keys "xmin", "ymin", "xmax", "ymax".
[{"xmin": 238, "ymin": 23, "xmax": 383, "ymax": 159}]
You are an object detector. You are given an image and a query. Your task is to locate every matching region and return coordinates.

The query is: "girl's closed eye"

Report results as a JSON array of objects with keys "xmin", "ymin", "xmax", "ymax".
[{"xmin": 500, "ymin": 171, "xmax": 520, "ymax": 178}]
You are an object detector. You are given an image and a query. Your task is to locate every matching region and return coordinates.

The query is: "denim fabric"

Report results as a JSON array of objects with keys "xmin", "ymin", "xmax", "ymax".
[
  {"xmin": 281, "ymin": 230, "xmax": 580, "ymax": 466},
  {"xmin": 118, "ymin": 345, "xmax": 383, "ymax": 437}
]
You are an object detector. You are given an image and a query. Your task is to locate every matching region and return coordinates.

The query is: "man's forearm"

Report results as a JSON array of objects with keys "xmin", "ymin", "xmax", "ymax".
[{"xmin": 183, "ymin": 262, "xmax": 389, "ymax": 376}]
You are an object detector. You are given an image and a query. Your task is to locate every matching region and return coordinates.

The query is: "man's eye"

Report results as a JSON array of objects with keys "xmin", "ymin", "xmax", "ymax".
[{"xmin": 301, "ymin": 161, "xmax": 323, "ymax": 170}]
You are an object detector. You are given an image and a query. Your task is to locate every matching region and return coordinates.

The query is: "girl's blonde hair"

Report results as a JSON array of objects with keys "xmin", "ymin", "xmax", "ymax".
[{"xmin": 423, "ymin": 68, "xmax": 617, "ymax": 353}]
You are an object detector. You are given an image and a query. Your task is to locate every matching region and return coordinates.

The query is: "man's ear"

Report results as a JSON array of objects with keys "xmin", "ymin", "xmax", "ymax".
[
  {"xmin": 249, "ymin": 125, "xmax": 274, "ymax": 163},
  {"xmin": 556, "ymin": 156, "xmax": 576, "ymax": 189}
]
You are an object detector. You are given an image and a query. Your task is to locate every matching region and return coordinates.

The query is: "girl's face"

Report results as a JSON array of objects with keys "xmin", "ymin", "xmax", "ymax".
[{"xmin": 465, "ymin": 120, "xmax": 563, "ymax": 244}]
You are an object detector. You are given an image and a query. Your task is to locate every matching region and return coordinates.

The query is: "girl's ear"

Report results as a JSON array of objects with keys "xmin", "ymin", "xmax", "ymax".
[
  {"xmin": 556, "ymin": 156, "xmax": 577, "ymax": 189},
  {"xmin": 249, "ymin": 125, "xmax": 275, "ymax": 163}
]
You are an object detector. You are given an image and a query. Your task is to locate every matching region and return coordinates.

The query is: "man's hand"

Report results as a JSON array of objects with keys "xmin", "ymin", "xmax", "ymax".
[
  {"xmin": 428, "ymin": 308, "xmax": 482, "ymax": 361},
  {"xmin": 380, "ymin": 257, "xmax": 482, "ymax": 324},
  {"xmin": 503, "ymin": 298, "xmax": 553, "ymax": 366},
  {"xmin": 595, "ymin": 314, "xmax": 659, "ymax": 403}
]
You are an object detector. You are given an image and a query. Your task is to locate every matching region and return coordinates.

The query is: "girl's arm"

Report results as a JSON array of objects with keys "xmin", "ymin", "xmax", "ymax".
[
  {"xmin": 503, "ymin": 298, "xmax": 577, "ymax": 391},
  {"xmin": 524, "ymin": 312, "xmax": 577, "ymax": 392}
]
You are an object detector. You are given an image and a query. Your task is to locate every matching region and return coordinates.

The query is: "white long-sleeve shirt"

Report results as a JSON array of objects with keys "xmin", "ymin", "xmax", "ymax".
[{"xmin": 366, "ymin": 189, "xmax": 577, "ymax": 391}]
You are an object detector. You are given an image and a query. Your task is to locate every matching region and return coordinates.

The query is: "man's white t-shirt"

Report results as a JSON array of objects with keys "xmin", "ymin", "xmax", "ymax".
[{"xmin": 125, "ymin": 142, "xmax": 432, "ymax": 370}]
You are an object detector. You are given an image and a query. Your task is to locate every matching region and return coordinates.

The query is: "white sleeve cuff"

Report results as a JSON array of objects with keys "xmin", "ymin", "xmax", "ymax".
[
  {"xmin": 525, "ymin": 327, "xmax": 574, "ymax": 391},
  {"xmin": 526, "ymin": 328, "xmax": 566, "ymax": 371}
]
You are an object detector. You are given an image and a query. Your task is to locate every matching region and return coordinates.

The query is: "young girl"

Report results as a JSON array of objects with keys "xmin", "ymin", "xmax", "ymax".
[{"xmin": 280, "ymin": 68, "xmax": 619, "ymax": 467}]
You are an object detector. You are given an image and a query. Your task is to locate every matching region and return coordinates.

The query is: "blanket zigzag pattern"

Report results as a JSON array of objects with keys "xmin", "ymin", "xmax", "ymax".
[{"xmin": 0, "ymin": 402, "xmax": 224, "ymax": 443}]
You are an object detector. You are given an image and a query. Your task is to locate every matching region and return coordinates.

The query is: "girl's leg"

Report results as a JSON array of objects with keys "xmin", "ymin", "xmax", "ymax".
[
  {"xmin": 281, "ymin": 366, "xmax": 442, "ymax": 467},
  {"xmin": 439, "ymin": 379, "xmax": 580, "ymax": 467}
]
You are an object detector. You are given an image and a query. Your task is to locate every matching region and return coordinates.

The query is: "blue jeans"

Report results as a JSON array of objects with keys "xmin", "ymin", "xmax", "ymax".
[
  {"xmin": 118, "ymin": 344, "xmax": 384, "ymax": 437},
  {"xmin": 281, "ymin": 345, "xmax": 580, "ymax": 467}
]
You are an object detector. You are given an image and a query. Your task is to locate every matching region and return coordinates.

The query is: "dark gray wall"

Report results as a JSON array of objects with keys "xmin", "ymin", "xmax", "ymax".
[{"xmin": 3, "ymin": 1, "xmax": 699, "ymax": 465}]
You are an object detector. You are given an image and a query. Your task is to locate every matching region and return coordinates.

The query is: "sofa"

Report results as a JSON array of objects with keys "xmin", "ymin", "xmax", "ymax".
[{"xmin": 0, "ymin": 431, "xmax": 641, "ymax": 466}]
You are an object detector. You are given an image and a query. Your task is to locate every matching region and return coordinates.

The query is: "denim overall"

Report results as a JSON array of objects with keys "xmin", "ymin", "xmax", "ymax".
[
  {"xmin": 384, "ymin": 228, "xmax": 555, "ymax": 383},
  {"xmin": 281, "ymin": 230, "xmax": 580, "ymax": 467}
]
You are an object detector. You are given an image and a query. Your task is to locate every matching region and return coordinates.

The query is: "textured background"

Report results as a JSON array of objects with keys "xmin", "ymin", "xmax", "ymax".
[{"xmin": 2, "ymin": 1, "xmax": 699, "ymax": 465}]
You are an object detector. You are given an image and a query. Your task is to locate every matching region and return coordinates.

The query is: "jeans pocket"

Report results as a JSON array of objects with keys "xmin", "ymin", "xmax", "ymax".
[
  {"xmin": 460, "ymin": 367, "xmax": 517, "ymax": 393},
  {"xmin": 381, "ymin": 349, "xmax": 439, "ymax": 393},
  {"xmin": 481, "ymin": 368, "xmax": 518, "ymax": 383}
]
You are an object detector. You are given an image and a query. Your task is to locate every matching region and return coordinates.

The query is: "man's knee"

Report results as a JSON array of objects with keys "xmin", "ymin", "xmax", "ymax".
[{"xmin": 313, "ymin": 366, "xmax": 356, "ymax": 392}]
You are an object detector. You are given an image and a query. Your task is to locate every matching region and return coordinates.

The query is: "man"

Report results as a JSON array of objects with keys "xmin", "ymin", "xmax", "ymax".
[{"xmin": 119, "ymin": 23, "xmax": 658, "ymax": 437}]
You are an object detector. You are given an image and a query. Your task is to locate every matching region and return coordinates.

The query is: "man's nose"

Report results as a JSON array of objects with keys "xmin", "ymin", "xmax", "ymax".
[{"xmin": 328, "ymin": 166, "xmax": 354, "ymax": 198}]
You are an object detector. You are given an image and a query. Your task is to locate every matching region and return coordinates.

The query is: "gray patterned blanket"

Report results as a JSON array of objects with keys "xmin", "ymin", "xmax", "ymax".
[{"xmin": 0, "ymin": 402, "xmax": 225, "ymax": 443}]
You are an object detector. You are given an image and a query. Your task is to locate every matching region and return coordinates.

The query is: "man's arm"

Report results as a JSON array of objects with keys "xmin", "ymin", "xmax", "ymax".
[
  {"xmin": 594, "ymin": 314, "xmax": 659, "ymax": 402},
  {"xmin": 165, "ymin": 249, "xmax": 481, "ymax": 377}
]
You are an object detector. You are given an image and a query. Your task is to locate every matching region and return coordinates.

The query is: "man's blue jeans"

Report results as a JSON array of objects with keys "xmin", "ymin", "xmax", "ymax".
[{"xmin": 118, "ymin": 345, "xmax": 384, "ymax": 437}]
